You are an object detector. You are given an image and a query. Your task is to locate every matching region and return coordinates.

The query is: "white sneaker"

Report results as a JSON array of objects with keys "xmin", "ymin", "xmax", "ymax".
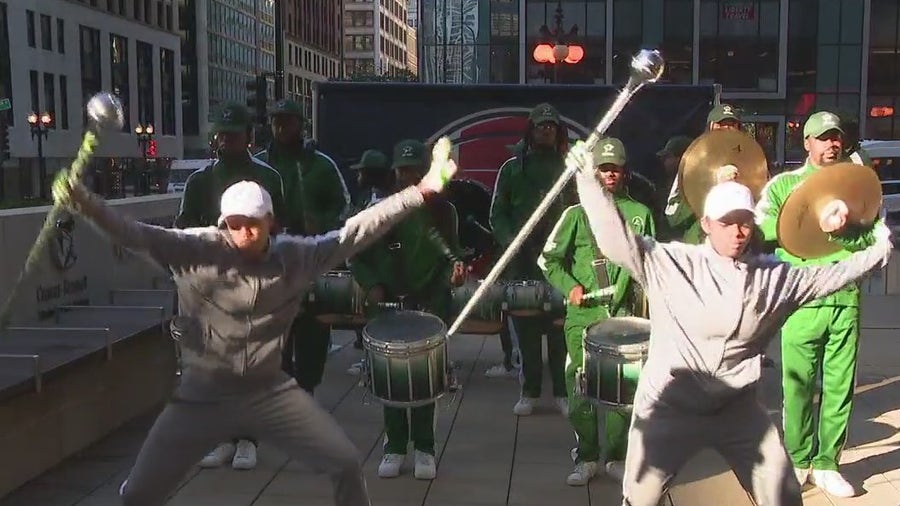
[
  {"xmin": 346, "ymin": 360, "xmax": 364, "ymax": 376},
  {"xmin": 566, "ymin": 461, "xmax": 599, "ymax": 486},
  {"xmin": 513, "ymin": 397, "xmax": 536, "ymax": 416},
  {"xmin": 811, "ymin": 469, "xmax": 855, "ymax": 498},
  {"xmin": 555, "ymin": 397, "xmax": 568, "ymax": 416},
  {"xmin": 378, "ymin": 453, "xmax": 404, "ymax": 478},
  {"xmin": 485, "ymin": 364, "xmax": 516, "ymax": 378},
  {"xmin": 605, "ymin": 460, "xmax": 626, "ymax": 483},
  {"xmin": 232, "ymin": 439, "xmax": 257, "ymax": 470},
  {"xmin": 414, "ymin": 450, "xmax": 437, "ymax": 480},
  {"xmin": 199, "ymin": 442, "xmax": 235, "ymax": 468},
  {"xmin": 794, "ymin": 467, "xmax": 810, "ymax": 485}
]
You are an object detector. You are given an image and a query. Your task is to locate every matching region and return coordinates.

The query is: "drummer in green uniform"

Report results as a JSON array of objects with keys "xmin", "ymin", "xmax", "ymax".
[
  {"xmin": 662, "ymin": 104, "xmax": 742, "ymax": 244},
  {"xmin": 255, "ymin": 99, "xmax": 351, "ymax": 395},
  {"xmin": 538, "ymin": 137, "xmax": 655, "ymax": 487},
  {"xmin": 173, "ymin": 101, "xmax": 286, "ymax": 471},
  {"xmin": 488, "ymin": 103, "xmax": 571, "ymax": 417},
  {"xmin": 350, "ymin": 139, "xmax": 465, "ymax": 481}
]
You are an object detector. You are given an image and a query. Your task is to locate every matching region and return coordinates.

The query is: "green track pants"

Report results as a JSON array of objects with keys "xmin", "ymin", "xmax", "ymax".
[
  {"xmin": 565, "ymin": 324, "xmax": 632, "ymax": 463},
  {"xmin": 513, "ymin": 314, "xmax": 567, "ymax": 398},
  {"xmin": 383, "ymin": 404, "xmax": 436, "ymax": 455},
  {"xmin": 283, "ymin": 308, "xmax": 331, "ymax": 394},
  {"xmin": 781, "ymin": 305, "xmax": 859, "ymax": 471}
]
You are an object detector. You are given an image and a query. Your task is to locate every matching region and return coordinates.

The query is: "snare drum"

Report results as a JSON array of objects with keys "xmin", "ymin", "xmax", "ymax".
[
  {"xmin": 362, "ymin": 310, "xmax": 449, "ymax": 408},
  {"xmin": 451, "ymin": 279, "xmax": 506, "ymax": 334},
  {"xmin": 577, "ymin": 316, "xmax": 649, "ymax": 409},
  {"xmin": 504, "ymin": 280, "xmax": 551, "ymax": 317},
  {"xmin": 309, "ymin": 271, "xmax": 365, "ymax": 326}
]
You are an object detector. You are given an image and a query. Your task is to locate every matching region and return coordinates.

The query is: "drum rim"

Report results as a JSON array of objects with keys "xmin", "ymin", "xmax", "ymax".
[
  {"xmin": 583, "ymin": 315, "xmax": 651, "ymax": 357},
  {"xmin": 362, "ymin": 310, "xmax": 448, "ymax": 352}
]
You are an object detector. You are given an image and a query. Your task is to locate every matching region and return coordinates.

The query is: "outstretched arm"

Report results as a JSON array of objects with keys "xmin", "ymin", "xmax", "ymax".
[
  {"xmin": 56, "ymin": 178, "xmax": 217, "ymax": 269},
  {"xmin": 784, "ymin": 224, "xmax": 892, "ymax": 305},
  {"xmin": 570, "ymin": 143, "xmax": 653, "ymax": 286}
]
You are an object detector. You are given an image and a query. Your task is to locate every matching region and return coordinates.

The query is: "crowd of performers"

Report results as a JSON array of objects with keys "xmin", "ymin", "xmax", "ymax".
[{"xmin": 49, "ymin": 96, "xmax": 890, "ymax": 506}]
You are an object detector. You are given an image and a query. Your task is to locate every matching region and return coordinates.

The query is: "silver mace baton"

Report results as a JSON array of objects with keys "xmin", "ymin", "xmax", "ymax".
[
  {"xmin": 0, "ymin": 92, "xmax": 125, "ymax": 329},
  {"xmin": 447, "ymin": 49, "xmax": 665, "ymax": 337}
]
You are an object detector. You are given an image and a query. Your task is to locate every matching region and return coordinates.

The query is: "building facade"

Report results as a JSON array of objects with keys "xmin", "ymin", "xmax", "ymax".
[
  {"xmin": 283, "ymin": 0, "xmax": 342, "ymax": 119},
  {"xmin": 1, "ymin": 0, "xmax": 183, "ymax": 199},
  {"xmin": 418, "ymin": 0, "xmax": 895, "ymax": 164},
  {"xmin": 344, "ymin": 0, "xmax": 414, "ymax": 77}
]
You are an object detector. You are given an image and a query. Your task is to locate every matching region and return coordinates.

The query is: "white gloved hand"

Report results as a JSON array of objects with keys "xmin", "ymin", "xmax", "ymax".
[
  {"xmin": 566, "ymin": 140, "xmax": 594, "ymax": 176},
  {"xmin": 873, "ymin": 219, "xmax": 892, "ymax": 243},
  {"xmin": 818, "ymin": 199, "xmax": 849, "ymax": 233},
  {"xmin": 417, "ymin": 137, "xmax": 457, "ymax": 193},
  {"xmin": 715, "ymin": 164, "xmax": 739, "ymax": 184}
]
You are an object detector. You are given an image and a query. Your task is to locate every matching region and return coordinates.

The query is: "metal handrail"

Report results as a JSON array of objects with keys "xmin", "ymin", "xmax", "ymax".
[
  {"xmin": 0, "ymin": 354, "xmax": 42, "ymax": 392},
  {"xmin": 5, "ymin": 326, "xmax": 114, "ymax": 360}
]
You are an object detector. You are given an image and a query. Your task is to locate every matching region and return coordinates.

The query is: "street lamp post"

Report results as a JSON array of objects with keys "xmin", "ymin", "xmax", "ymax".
[
  {"xmin": 134, "ymin": 123, "xmax": 155, "ymax": 196},
  {"xmin": 533, "ymin": 1, "xmax": 583, "ymax": 83},
  {"xmin": 27, "ymin": 111, "xmax": 52, "ymax": 199},
  {"xmin": 134, "ymin": 123, "xmax": 155, "ymax": 156}
]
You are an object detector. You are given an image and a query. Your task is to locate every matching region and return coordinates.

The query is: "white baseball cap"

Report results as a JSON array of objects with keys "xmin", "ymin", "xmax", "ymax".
[
  {"xmin": 703, "ymin": 181, "xmax": 755, "ymax": 220},
  {"xmin": 217, "ymin": 180, "xmax": 274, "ymax": 226}
]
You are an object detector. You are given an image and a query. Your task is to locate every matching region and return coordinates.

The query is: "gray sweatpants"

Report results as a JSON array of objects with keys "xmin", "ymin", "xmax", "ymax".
[
  {"xmin": 622, "ymin": 388, "xmax": 802, "ymax": 506},
  {"xmin": 120, "ymin": 380, "xmax": 370, "ymax": 506}
]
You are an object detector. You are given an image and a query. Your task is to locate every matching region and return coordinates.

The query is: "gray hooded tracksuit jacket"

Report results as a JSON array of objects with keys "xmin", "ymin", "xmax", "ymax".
[
  {"xmin": 74, "ymin": 184, "xmax": 427, "ymax": 506},
  {"xmin": 572, "ymin": 169, "xmax": 891, "ymax": 506}
]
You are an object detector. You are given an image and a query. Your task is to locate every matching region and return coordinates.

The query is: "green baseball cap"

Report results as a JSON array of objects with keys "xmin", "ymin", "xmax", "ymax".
[
  {"xmin": 392, "ymin": 139, "xmax": 427, "ymax": 169},
  {"xmin": 707, "ymin": 103, "xmax": 742, "ymax": 125},
  {"xmin": 270, "ymin": 99, "xmax": 304, "ymax": 117},
  {"xmin": 656, "ymin": 135, "xmax": 693, "ymax": 158},
  {"xmin": 803, "ymin": 111, "xmax": 845, "ymax": 139},
  {"xmin": 592, "ymin": 137, "xmax": 627, "ymax": 167},
  {"xmin": 212, "ymin": 101, "xmax": 251, "ymax": 133},
  {"xmin": 351, "ymin": 149, "xmax": 389, "ymax": 171},
  {"xmin": 529, "ymin": 103, "xmax": 560, "ymax": 125}
]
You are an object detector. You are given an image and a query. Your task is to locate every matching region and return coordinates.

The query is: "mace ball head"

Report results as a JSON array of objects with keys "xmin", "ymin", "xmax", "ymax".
[
  {"xmin": 631, "ymin": 49, "xmax": 665, "ymax": 84},
  {"xmin": 86, "ymin": 92, "xmax": 125, "ymax": 130}
]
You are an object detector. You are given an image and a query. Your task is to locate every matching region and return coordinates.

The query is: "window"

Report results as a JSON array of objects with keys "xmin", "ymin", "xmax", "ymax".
[
  {"xmin": 57, "ymin": 18, "xmax": 65, "ymax": 53},
  {"xmin": 0, "ymin": 2, "xmax": 11, "ymax": 126},
  {"xmin": 40, "ymin": 14, "xmax": 52, "ymax": 50},
  {"xmin": 59, "ymin": 75, "xmax": 69, "ymax": 129},
  {"xmin": 699, "ymin": 0, "xmax": 780, "ymax": 92},
  {"xmin": 43, "ymin": 72, "xmax": 55, "ymax": 128},
  {"xmin": 110, "ymin": 34, "xmax": 130, "ymax": 131},
  {"xmin": 662, "ymin": 0, "xmax": 693, "ymax": 84},
  {"xmin": 136, "ymin": 41, "xmax": 154, "ymax": 126},
  {"xmin": 160, "ymin": 48, "xmax": 176, "ymax": 135},
  {"xmin": 80, "ymin": 25, "xmax": 102, "ymax": 126},
  {"xmin": 29, "ymin": 70, "xmax": 39, "ymax": 113},
  {"xmin": 26, "ymin": 10, "xmax": 35, "ymax": 47},
  {"xmin": 612, "ymin": 0, "xmax": 642, "ymax": 84},
  {"xmin": 866, "ymin": 0, "xmax": 900, "ymax": 139}
]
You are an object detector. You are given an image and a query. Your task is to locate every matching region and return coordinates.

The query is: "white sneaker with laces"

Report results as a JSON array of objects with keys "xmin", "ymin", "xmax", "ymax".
[
  {"xmin": 605, "ymin": 460, "xmax": 626, "ymax": 483},
  {"xmin": 232, "ymin": 439, "xmax": 257, "ymax": 470},
  {"xmin": 513, "ymin": 397, "xmax": 536, "ymax": 416},
  {"xmin": 566, "ymin": 461, "xmax": 599, "ymax": 486},
  {"xmin": 811, "ymin": 469, "xmax": 855, "ymax": 498},
  {"xmin": 414, "ymin": 451, "xmax": 437, "ymax": 480},
  {"xmin": 199, "ymin": 442, "xmax": 235, "ymax": 468},
  {"xmin": 485, "ymin": 364, "xmax": 516, "ymax": 378},
  {"xmin": 378, "ymin": 453, "xmax": 404, "ymax": 478},
  {"xmin": 555, "ymin": 397, "xmax": 568, "ymax": 416},
  {"xmin": 794, "ymin": 467, "xmax": 810, "ymax": 485}
]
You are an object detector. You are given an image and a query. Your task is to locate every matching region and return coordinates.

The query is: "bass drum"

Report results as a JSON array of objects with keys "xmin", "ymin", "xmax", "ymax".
[{"xmin": 445, "ymin": 179, "xmax": 496, "ymax": 277}]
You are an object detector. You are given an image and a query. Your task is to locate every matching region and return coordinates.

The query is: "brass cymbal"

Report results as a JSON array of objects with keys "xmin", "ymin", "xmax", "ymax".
[
  {"xmin": 678, "ymin": 130, "xmax": 769, "ymax": 217},
  {"xmin": 777, "ymin": 163, "xmax": 882, "ymax": 259}
]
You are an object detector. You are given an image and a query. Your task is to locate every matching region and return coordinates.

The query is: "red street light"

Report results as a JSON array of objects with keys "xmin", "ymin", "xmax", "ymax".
[{"xmin": 533, "ymin": 43, "xmax": 584, "ymax": 64}]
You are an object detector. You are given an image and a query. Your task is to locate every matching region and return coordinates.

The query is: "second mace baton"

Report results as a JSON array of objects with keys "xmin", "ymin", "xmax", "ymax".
[
  {"xmin": 447, "ymin": 49, "xmax": 665, "ymax": 337},
  {"xmin": 0, "ymin": 92, "xmax": 125, "ymax": 329}
]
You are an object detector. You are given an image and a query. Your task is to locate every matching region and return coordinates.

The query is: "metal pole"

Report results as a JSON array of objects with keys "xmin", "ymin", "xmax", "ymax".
[
  {"xmin": 274, "ymin": 0, "xmax": 284, "ymax": 99},
  {"xmin": 37, "ymin": 131, "xmax": 46, "ymax": 200}
]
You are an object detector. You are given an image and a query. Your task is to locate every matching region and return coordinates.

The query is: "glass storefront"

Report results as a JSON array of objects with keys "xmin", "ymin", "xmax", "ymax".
[{"xmin": 866, "ymin": 0, "xmax": 900, "ymax": 140}]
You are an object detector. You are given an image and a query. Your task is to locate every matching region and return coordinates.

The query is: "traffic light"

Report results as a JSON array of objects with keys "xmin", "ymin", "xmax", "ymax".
[
  {"xmin": 146, "ymin": 139, "xmax": 157, "ymax": 158},
  {"xmin": 0, "ymin": 122, "xmax": 8, "ymax": 161},
  {"xmin": 246, "ymin": 74, "xmax": 268, "ymax": 124}
]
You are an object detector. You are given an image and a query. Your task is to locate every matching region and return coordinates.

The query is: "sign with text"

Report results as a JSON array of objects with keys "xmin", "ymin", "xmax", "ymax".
[{"xmin": 722, "ymin": 3, "xmax": 756, "ymax": 21}]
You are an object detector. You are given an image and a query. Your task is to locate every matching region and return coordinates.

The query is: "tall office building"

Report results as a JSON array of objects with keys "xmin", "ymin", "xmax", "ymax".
[
  {"xmin": 417, "ymin": 0, "xmax": 894, "ymax": 165},
  {"xmin": 1, "ymin": 0, "xmax": 182, "ymax": 199},
  {"xmin": 283, "ymin": 0, "xmax": 342, "ymax": 119},
  {"xmin": 344, "ymin": 0, "xmax": 413, "ymax": 77}
]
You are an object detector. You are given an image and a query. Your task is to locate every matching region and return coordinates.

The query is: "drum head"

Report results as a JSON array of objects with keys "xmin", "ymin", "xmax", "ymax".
[
  {"xmin": 365, "ymin": 310, "xmax": 446, "ymax": 343},
  {"xmin": 446, "ymin": 179, "xmax": 495, "ymax": 261},
  {"xmin": 585, "ymin": 317, "xmax": 650, "ymax": 355}
]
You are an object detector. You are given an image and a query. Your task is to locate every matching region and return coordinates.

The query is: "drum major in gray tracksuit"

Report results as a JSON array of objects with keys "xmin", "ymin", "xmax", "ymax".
[
  {"xmin": 571, "ymin": 165, "xmax": 891, "ymax": 506},
  {"xmin": 68, "ymin": 183, "xmax": 432, "ymax": 506}
]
